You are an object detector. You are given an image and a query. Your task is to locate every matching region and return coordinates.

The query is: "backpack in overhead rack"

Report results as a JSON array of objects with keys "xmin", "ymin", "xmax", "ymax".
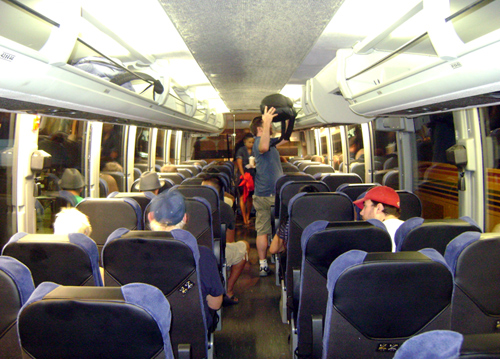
[{"xmin": 71, "ymin": 57, "xmax": 164, "ymax": 100}]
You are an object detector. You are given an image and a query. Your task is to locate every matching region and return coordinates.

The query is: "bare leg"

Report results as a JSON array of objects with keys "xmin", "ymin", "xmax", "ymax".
[
  {"xmin": 245, "ymin": 197, "xmax": 253, "ymax": 224},
  {"xmin": 226, "ymin": 228, "xmax": 235, "ymax": 243},
  {"xmin": 227, "ymin": 241, "xmax": 249, "ymax": 298},
  {"xmin": 227, "ymin": 259, "xmax": 246, "ymax": 298},
  {"xmin": 239, "ymin": 195, "xmax": 248, "ymax": 225},
  {"xmin": 257, "ymin": 233, "xmax": 268, "ymax": 260}
]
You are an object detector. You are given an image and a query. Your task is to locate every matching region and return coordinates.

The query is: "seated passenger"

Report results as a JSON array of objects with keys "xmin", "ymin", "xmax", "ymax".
[
  {"xmin": 102, "ymin": 161, "xmax": 123, "ymax": 173},
  {"xmin": 137, "ymin": 171, "xmax": 164, "ymax": 195},
  {"xmin": 148, "ymin": 190, "xmax": 224, "ymax": 329},
  {"xmin": 160, "ymin": 164, "xmax": 178, "ymax": 173},
  {"xmin": 202, "ymin": 175, "xmax": 249, "ymax": 304},
  {"xmin": 269, "ymin": 184, "xmax": 320, "ymax": 254},
  {"xmin": 59, "ymin": 168, "xmax": 85, "ymax": 205},
  {"xmin": 311, "ymin": 155, "xmax": 324, "ymax": 164},
  {"xmin": 353, "ymin": 186, "xmax": 403, "ymax": 251},
  {"xmin": 53, "ymin": 207, "xmax": 92, "ymax": 236}
]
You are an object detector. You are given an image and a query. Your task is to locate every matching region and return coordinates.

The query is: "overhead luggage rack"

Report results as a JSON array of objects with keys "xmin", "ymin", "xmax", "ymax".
[
  {"xmin": 335, "ymin": 0, "xmax": 500, "ymax": 117},
  {"xmin": 0, "ymin": 0, "xmax": 225, "ymax": 133}
]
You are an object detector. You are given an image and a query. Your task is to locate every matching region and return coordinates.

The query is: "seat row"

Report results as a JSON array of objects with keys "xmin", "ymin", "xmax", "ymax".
[
  {"xmin": 292, "ymin": 220, "xmax": 498, "ymax": 358},
  {"xmin": 0, "ymin": 227, "xmax": 216, "ymax": 358}
]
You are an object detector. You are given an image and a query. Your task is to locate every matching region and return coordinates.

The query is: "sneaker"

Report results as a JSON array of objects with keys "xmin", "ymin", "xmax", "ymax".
[{"xmin": 259, "ymin": 266, "xmax": 271, "ymax": 277}]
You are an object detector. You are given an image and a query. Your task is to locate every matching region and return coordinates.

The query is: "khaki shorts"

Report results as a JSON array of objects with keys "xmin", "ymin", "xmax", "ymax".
[
  {"xmin": 253, "ymin": 195, "xmax": 274, "ymax": 236},
  {"xmin": 226, "ymin": 241, "xmax": 248, "ymax": 267}
]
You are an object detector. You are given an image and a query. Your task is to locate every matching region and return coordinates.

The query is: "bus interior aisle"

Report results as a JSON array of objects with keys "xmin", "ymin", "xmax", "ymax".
[{"xmin": 215, "ymin": 221, "xmax": 291, "ymax": 359}]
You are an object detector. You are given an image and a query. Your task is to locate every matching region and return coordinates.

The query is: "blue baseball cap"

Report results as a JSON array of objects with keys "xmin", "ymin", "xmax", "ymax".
[{"xmin": 149, "ymin": 190, "xmax": 186, "ymax": 225}]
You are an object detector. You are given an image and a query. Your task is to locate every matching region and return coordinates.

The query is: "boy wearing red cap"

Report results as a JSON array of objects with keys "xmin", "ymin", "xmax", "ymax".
[{"xmin": 353, "ymin": 186, "xmax": 403, "ymax": 251}]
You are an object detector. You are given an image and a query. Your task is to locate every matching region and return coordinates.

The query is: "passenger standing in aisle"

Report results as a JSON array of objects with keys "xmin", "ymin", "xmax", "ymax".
[
  {"xmin": 250, "ymin": 107, "xmax": 283, "ymax": 277},
  {"xmin": 235, "ymin": 133, "xmax": 255, "ymax": 226}
]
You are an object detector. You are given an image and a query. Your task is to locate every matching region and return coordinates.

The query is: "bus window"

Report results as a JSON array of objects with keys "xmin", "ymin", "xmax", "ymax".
[
  {"xmin": 480, "ymin": 105, "xmax": 500, "ymax": 232},
  {"xmin": 373, "ymin": 129, "xmax": 399, "ymax": 189},
  {"xmin": 101, "ymin": 124, "xmax": 124, "ymax": 170},
  {"xmin": 331, "ymin": 128, "xmax": 343, "ymax": 170},
  {"xmin": 413, "ymin": 113, "xmax": 458, "ymax": 219},
  {"xmin": 0, "ymin": 112, "xmax": 16, "ymax": 247},
  {"xmin": 346, "ymin": 125, "xmax": 364, "ymax": 176},
  {"xmin": 135, "ymin": 127, "xmax": 149, "ymax": 166},
  {"xmin": 156, "ymin": 129, "xmax": 166, "ymax": 166},
  {"xmin": 99, "ymin": 124, "xmax": 125, "ymax": 194},
  {"xmin": 37, "ymin": 117, "xmax": 86, "ymax": 233}
]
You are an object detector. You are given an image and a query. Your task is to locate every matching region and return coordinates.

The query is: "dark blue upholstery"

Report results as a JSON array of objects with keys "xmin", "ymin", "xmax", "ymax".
[
  {"xmin": 303, "ymin": 165, "xmax": 334, "ymax": 175},
  {"xmin": 102, "ymin": 228, "xmax": 209, "ymax": 359},
  {"xmin": 444, "ymin": 232, "xmax": 500, "ymax": 334},
  {"xmin": 0, "ymin": 256, "xmax": 35, "ymax": 359},
  {"xmin": 395, "ymin": 330, "xmax": 500, "ymax": 358},
  {"xmin": 2, "ymin": 233, "xmax": 102, "ymax": 287},
  {"xmin": 99, "ymin": 178, "xmax": 108, "ymax": 198},
  {"xmin": 336, "ymin": 183, "xmax": 379, "ymax": 202},
  {"xmin": 295, "ymin": 220, "xmax": 392, "ymax": 358},
  {"xmin": 286, "ymin": 192, "xmax": 354, "ymax": 321},
  {"xmin": 395, "ymin": 216, "xmax": 481, "ymax": 255},
  {"xmin": 322, "ymin": 249, "xmax": 453, "ymax": 358},
  {"xmin": 319, "ymin": 173, "xmax": 362, "ymax": 192},
  {"xmin": 18, "ymin": 282, "xmax": 174, "ymax": 359}
]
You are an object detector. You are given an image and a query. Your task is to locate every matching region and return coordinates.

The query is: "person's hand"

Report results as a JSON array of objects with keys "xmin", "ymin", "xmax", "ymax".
[{"xmin": 262, "ymin": 106, "xmax": 277, "ymax": 125}]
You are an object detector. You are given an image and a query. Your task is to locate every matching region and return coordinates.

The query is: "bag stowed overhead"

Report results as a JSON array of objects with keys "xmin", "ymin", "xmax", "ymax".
[{"xmin": 72, "ymin": 57, "xmax": 164, "ymax": 99}]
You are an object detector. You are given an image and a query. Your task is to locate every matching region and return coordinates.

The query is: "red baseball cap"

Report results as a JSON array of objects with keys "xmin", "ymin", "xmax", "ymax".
[{"xmin": 353, "ymin": 186, "xmax": 400, "ymax": 210}]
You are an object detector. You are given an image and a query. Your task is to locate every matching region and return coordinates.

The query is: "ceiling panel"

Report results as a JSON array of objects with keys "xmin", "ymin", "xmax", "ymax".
[{"xmin": 159, "ymin": 0, "xmax": 344, "ymax": 111}]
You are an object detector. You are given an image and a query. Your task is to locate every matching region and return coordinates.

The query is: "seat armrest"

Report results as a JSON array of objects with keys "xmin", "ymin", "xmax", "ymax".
[
  {"xmin": 312, "ymin": 314, "xmax": 323, "ymax": 359},
  {"xmin": 178, "ymin": 344, "xmax": 192, "ymax": 359},
  {"xmin": 292, "ymin": 268, "xmax": 301, "ymax": 314}
]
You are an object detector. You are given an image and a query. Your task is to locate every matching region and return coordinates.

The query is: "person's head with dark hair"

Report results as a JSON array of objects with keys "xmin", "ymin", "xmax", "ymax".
[
  {"xmin": 250, "ymin": 116, "xmax": 263, "ymax": 136},
  {"xmin": 298, "ymin": 184, "xmax": 321, "ymax": 193},
  {"xmin": 201, "ymin": 174, "xmax": 223, "ymax": 195},
  {"xmin": 243, "ymin": 133, "xmax": 254, "ymax": 149},
  {"xmin": 148, "ymin": 190, "xmax": 187, "ymax": 231}
]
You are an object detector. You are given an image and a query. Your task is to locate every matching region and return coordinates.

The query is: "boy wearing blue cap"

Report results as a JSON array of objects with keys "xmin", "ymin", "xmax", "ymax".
[{"xmin": 148, "ymin": 190, "xmax": 224, "ymax": 329}]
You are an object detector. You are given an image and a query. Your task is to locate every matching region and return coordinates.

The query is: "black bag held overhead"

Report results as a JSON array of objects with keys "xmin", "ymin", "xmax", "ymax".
[{"xmin": 260, "ymin": 94, "xmax": 296, "ymax": 144}]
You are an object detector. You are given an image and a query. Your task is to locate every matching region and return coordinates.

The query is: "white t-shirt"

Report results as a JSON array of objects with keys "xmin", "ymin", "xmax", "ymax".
[{"xmin": 383, "ymin": 218, "xmax": 404, "ymax": 252}]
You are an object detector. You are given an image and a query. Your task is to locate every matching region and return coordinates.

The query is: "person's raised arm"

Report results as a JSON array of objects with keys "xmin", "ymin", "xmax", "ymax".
[{"xmin": 259, "ymin": 106, "xmax": 277, "ymax": 154}]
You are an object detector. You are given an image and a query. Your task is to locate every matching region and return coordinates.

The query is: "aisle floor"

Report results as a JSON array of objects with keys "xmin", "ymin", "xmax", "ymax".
[{"xmin": 214, "ymin": 222, "xmax": 291, "ymax": 359}]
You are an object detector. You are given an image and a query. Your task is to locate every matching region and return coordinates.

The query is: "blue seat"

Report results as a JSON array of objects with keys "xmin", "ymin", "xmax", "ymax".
[
  {"xmin": 0, "ymin": 256, "xmax": 35, "ymax": 359},
  {"xmin": 18, "ymin": 282, "xmax": 175, "ymax": 359},
  {"xmin": 286, "ymin": 192, "xmax": 354, "ymax": 321},
  {"xmin": 318, "ymin": 173, "xmax": 362, "ymax": 192},
  {"xmin": 294, "ymin": 220, "xmax": 392, "ymax": 358},
  {"xmin": 2, "ymin": 233, "xmax": 102, "ymax": 287},
  {"xmin": 396, "ymin": 190, "xmax": 422, "ymax": 220},
  {"xmin": 108, "ymin": 191, "xmax": 155, "ymax": 227},
  {"xmin": 76, "ymin": 198, "xmax": 143, "ymax": 257},
  {"xmin": 336, "ymin": 183, "xmax": 379, "ymax": 202},
  {"xmin": 303, "ymin": 165, "xmax": 334, "ymax": 176},
  {"xmin": 322, "ymin": 249, "xmax": 453, "ymax": 359},
  {"xmin": 444, "ymin": 232, "xmax": 500, "ymax": 334},
  {"xmin": 102, "ymin": 228, "xmax": 212, "ymax": 359},
  {"xmin": 394, "ymin": 330, "xmax": 500, "ymax": 359},
  {"xmin": 395, "ymin": 216, "xmax": 481, "ymax": 255},
  {"xmin": 99, "ymin": 177, "xmax": 109, "ymax": 198}
]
